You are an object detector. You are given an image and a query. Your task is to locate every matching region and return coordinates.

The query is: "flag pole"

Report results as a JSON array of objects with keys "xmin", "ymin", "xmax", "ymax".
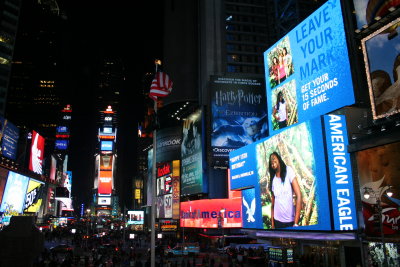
[{"xmin": 150, "ymin": 60, "xmax": 160, "ymax": 267}]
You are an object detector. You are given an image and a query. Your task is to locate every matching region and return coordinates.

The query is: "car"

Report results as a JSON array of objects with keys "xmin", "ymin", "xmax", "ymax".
[
  {"xmin": 164, "ymin": 243, "xmax": 200, "ymax": 257},
  {"xmin": 50, "ymin": 244, "xmax": 73, "ymax": 253}
]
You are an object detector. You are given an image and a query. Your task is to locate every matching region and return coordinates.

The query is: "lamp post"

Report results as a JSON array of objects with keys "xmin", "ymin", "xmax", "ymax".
[
  {"xmin": 363, "ymin": 186, "xmax": 394, "ymax": 267},
  {"xmin": 220, "ymin": 208, "xmax": 225, "ymax": 249}
]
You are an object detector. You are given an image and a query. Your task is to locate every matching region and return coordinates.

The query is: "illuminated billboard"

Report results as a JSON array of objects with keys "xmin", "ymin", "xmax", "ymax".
[
  {"xmin": 100, "ymin": 155, "xmax": 113, "ymax": 171},
  {"xmin": 156, "ymin": 126, "xmax": 182, "ymax": 163},
  {"xmin": 55, "ymin": 140, "xmax": 68, "ymax": 150},
  {"xmin": 146, "ymin": 149, "xmax": 153, "ymax": 206},
  {"xmin": 356, "ymin": 141, "xmax": 400, "ymax": 236},
  {"xmin": 180, "ymin": 198, "xmax": 242, "ymax": 228},
  {"xmin": 210, "ymin": 76, "xmax": 268, "ymax": 165},
  {"xmin": 0, "ymin": 117, "xmax": 19, "ymax": 160},
  {"xmin": 98, "ymin": 170, "xmax": 112, "ymax": 195},
  {"xmin": 127, "ymin": 210, "xmax": 144, "ymax": 225},
  {"xmin": 361, "ymin": 17, "xmax": 400, "ymax": 120},
  {"xmin": 24, "ymin": 178, "xmax": 45, "ymax": 213},
  {"xmin": 0, "ymin": 171, "xmax": 30, "ymax": 214},
  {"xmin": 181, "ymin": 108, "xmax": 206, "ymax": 195},
  {"xmin": 230, "ymin": 117, "xmax": 332, "ymax": 230},
  {"xmin": 0, "ymin": 167, "xmax": 9, "ymax": 205},
  {"xmin": 29, "ymin": 131, "xmax": 45, "ymax": 175},
  {"xmin": 98, "ymin": 197, "xmax": 111, "ymax": 205},
  {"xmin": 264, "ymin": 0, "xmax": 354, "ymax": 134},
  {"xmin": 353, "ymin": 0, "xmax": 400, "ymax": 30},
  {"xmin": 324, "ymin": 115, "xmax": 357, "ymax": 231},
  {"xmin": 101, "ymin": 141, "xmax": 113, "ymax": 151}
]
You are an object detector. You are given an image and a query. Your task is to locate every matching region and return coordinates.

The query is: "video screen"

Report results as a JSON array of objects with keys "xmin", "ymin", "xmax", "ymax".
[{"xmin": 127, "ymin": 210, "xmax": 144, "ymax": 225}]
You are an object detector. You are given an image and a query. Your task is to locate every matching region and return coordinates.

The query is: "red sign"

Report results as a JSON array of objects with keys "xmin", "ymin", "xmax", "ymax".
[
  {"xmin": 363, "ymin": 202, "xmax": 400, "ymax": 236},
  {"xmin": 157, "ymin": 162, "xmax": 171, "ymax": 177},
  {"xmin": 29, "ymin": 131, "xmax": 45, "ymax": 175},
  {"xmin": 180, "ymin": 198, "xmax": 242, "ymax": 228},
  {"xmin": 98, "ymin": 170, "xmax": 112, "ymax": 195}
]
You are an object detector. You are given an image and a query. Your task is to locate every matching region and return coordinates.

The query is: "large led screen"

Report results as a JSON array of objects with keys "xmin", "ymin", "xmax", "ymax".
[
  {"xmin": 210, "ymin": 76, "xmax": 268, "ymax": 165},
  {"xmin": 29, "ymin": 131, "xmax": 45, "ymax": 175},
  {"xmin": 181, "ymin": 108, "xmax": 206, "ymax": 195},
  {"xmin": 361, "ymin": 17, "xmax": 400, "ymax": 120},
  {"xmin": 230, "ymin": 118, "xmax": 332, "ymax": 230},
  {"xmin": 127, "ymin": 210, "xmax": 144, "ymax": 225},
  {"xmin": 324, "ymin": 115, "xmax": 357, "ymax": 230},
  {"xmin": 180, "ymin": 199, "xmax": 242, "ymax": 228},
  {"xmin": 356, "ymin": 141, "xmax": 400, "ymax": 236},
  {"xmin": 24, "ymin": 178, "xmax": 45, "ymax": 213},
  {"xmin": 0, "ymin": 172, "xmax": 30, "ymax": 214},
  {"xmin": 0, "ymin": 117, "xmax": 19, "ymax": 160},
  {"xmin": 98, "ymin": 170, "xmax": 112, "ymax": 195},
  {"xmin": 156, "ymin": 126, "xmax": 182, "ymax": 163},
  {"xmin": 264, "ymin": 0, "xmax": 354, "ymax": 134}
]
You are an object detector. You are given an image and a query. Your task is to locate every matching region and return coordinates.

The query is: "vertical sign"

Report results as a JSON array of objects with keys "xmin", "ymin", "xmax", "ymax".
[{"xmin": 324, "ymin": 114, "xmax": 357, "ymax": 230}]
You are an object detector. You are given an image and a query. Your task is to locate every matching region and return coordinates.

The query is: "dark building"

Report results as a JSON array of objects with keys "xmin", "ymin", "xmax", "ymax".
[
  {"xmin": 5, "ymin": 0, "xmax": 70, "ymax": 138},
  {"xmin": 0, "ymin": 0, "xmax": 21, "ymax": 116}
]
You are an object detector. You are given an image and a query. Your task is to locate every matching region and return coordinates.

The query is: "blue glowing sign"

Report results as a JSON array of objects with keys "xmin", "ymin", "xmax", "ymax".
[
  {"xmin": 101, "ymin": 141, "xmax": 113, "ymax": 151},
  {"xmin": 230, "ymin": 117, "xmax": 332, "ymax": 230},
  {"xmin": 324, "ymin": 114, "xmax": 357, "ymax": 230},
  {"xmin": 264, "ymin": 0, "xmax": 354, "ymax": 134},
  {"xmin": 0, "ymin": 171, "xmax": 30, "ymax": 213},
  {"xmin": 55, "ymin": 139, "xmax": 68, "ymax": 150},
  {"xmin": 0, "ymin": 118, "xmax": 19, "ymax": 161}
]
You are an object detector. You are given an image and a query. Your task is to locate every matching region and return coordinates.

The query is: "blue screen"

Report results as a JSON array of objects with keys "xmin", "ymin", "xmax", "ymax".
[
  {"xmin": 264, "ymin": 0, "xmax": 354, "ymax": 134},
  {"xmin": 230, "ymin": 117, "xmax": 332, "ymax": 231},
  {"xmin": 0, "ymin": 171, "xmax": 30, "ymax": 213},
  {"xmin": 55, "ymin": 140, "xmax": 68, "ymax": 150},
  {"xmin": 0, "ymin": 119, "xmax": 19, "ymax": 160},
  {"xmin": 324, "ymin": 114, "xmax": 358, "ymax": 230},
  {"xmin": 101, "ymin": 141, "xmax": 113, "ymax": 151}
]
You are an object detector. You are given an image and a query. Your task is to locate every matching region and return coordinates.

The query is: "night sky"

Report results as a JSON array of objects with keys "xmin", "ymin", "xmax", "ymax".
[{"xmin": 63, "ymin": 1, "xmax": 163, "ymax": 210}]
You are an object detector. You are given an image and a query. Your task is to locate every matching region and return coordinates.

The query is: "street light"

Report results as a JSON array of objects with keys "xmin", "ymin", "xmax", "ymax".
[
  {"xmin": 220, "ymin": 208, "xmax": 226, "ymax": 249},
  {"xmin": 363, "ymin": 186, "xmax": 394, "ymax": 267}
]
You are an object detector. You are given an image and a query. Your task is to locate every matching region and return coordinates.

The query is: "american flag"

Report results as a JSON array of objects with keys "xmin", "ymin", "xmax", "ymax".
[{"xmin": 149, "ymin": 72, "xmax": 173, "ymax": 101}]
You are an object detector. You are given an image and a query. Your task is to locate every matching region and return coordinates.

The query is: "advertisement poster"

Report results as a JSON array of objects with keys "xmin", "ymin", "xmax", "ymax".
[
  {"xmin": 100, "ymin": 155, "xmax": 113, "ymax": 171},
  {"xmin": 361, "ymin": 17, "xmax": 400, "ymax": 119},
  {"xmin": 181, "ymin": 109, "xmax": 205, "ymax": 195},
  {"xmin": 98, "ymin": 170, "xmax": 112, "ymax": 195},
  {"xmin": 356, "ymin": 142, "xmax": 400, "ymax": 236},
  {"xmin": 156, "ymin": 126, "xmax": 182, "ymax": 163},
  {"xmin": 210, "ymin": 76, "xmax": 268, "ymax": 164},
  {"xmin": 29, "ymin": 130, "xmax": 45, "ymax": 175},
  {"xmin": 146, "ymin": 149, "xmax": 153, "ymax": 207},
  {"xmin": 127, "ymin": 210, "xmax": 144, "ymax": 225},
  {"xmin": 180, "ymin": 198, "xmax": 242, "ymax": 228},
  {"xmin": 230, "ymin": 117, "xmax": 332, "ymax": 230},
  {"xmin": 0, "ymin": 117, "xmax": 19, "ymax": 160},
  {"xmin": 0, "ymin": 167, "xmax": 9, "ymax": 205},
  {"xmin": 0, "ymin": 171, "xmax": 30, "ymax": 214},
  {"xmin": 353, "ymin": 0, "xmax": 400, "ymax": 30},
  {"xmin": 24, "ymin": 178, "xmax": 45, "ymax": 213},
  {"xmin": 324, "ymin": 115, "xmax": 357, "ymax": 230},
  {"xmin": 264, "ymin": 0, "xmax": 354, "ymax": 134}
]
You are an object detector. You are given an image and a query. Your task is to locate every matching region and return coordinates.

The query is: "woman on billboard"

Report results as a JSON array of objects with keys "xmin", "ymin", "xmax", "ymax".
[
  {"xmin": 269, "ymin": 151, "xmax": 302, "ymax": 228},
  {"xmin": 272, "ymin": 91, "xmax": 288, "ymax": 129}
]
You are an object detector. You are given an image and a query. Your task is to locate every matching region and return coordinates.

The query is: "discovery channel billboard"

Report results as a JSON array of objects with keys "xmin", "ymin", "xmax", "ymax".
[
  {"xmin": 264, "ymin": 0, "xmax": 354, "ymax": 134},
  {"xmin": 210, "ymin": 76, "xmax": 268, "ymax": 166},
  {"xmin": 230, "ymin": 115, "xmax": 357, "ymax": 231}
]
